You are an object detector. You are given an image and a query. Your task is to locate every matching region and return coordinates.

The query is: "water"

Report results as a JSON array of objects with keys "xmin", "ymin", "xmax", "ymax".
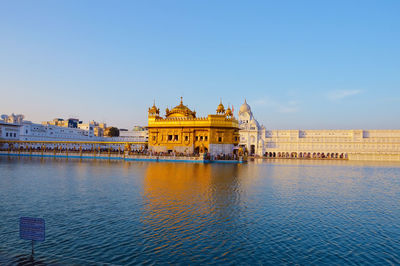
[{"xmin": 0, "ymin": 157, "xmax": 399, "ymax": 265}]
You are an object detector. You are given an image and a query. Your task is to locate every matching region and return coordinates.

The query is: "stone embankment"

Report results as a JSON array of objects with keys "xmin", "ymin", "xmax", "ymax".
[{"xmin": 0, "ymin": 151, "xmax": 245, "ymax": 164}]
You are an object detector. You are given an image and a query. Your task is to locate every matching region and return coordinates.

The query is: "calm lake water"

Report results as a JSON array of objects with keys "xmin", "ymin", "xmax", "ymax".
[{"xmin": 0, "ymin": 157, "xmax": 399, "ymax": 265}]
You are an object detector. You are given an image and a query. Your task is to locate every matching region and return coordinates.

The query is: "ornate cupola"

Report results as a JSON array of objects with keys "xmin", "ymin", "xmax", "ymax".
[
  {"xmin": 148, "ymin": 101, "xmax": 160, "ymax": 117},
  {"xmin": 216, "ymin": 100, "xmax": 225, "ymax": 114},
  {"xmin": 225, "ymin": 105, "xmax": 233, "ymax": 118},
  {"xmin": 165, "ymin": 97, "xmax": 196, "ymax": 118}
]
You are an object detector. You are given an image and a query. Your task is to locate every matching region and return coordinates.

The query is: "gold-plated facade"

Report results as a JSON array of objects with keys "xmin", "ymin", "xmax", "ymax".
[{"xmin": 148, "ymin": 98, "xmax": 239, "ymax": 155}]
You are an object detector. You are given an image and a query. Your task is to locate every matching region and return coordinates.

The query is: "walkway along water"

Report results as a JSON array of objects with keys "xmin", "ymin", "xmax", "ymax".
[
  {"xmin": 0, "ymin": 140, "xmax": 245, "ymax": 163},
  {"xmin": 0, "ymin": 150, "xmax": 246, "ymax": 164}
]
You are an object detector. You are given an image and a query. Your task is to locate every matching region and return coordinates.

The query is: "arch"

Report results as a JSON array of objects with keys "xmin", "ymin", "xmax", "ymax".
[
  {"xmin": 273, "ymin": 152, "xmax": 276, "ymax": 158},
  {"xmin": 250, "ymin": 145, "xmax": 255, "ymax": 155},
  {"xmin": 299, "ymin": 152, "xmax": 303, "ymax": 158}
]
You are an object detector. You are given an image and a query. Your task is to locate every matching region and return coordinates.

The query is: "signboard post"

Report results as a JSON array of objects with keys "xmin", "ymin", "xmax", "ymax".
[{"xmin": 19, "ymin": 217, "xmax": 45, "ymax": 257}]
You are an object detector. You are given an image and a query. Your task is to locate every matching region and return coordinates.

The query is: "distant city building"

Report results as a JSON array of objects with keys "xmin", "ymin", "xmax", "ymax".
[
  {"xmin": 42, "ymin": 118, "xmax": 69, "ymax": 127},
  {"xmin": 20, "ymin": 121, "xmax": 97, "ymax": 141},
  {"xmin": 42, "ymin": 118, "xmax": 81, "ymax": 128},
  {"xmin": 132, "ymin": 126, "xmax": 146, "ymax": 131},
  {"xmin": 93, "ymin": 122, "xmax": 107, "ymax": 137},
  {"xmin": 42, "ymin": 118, "xmax": 106, "ymax": 137},
  {"xmin": 238, "ymin": 100, "xmax": 400, "ymax": 161},
  {"xmin": 147, "ymin": 98, "xmax": 240, "ymax": 155},
  {"xmin": 77, "ymin": 122, "xmax": 95, "ymax": 137}
]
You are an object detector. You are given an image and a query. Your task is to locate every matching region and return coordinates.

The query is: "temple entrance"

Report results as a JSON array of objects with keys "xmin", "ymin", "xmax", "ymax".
[{"xmin": 250, "ymin": 145, "xmax": 255, "ymax": 155}]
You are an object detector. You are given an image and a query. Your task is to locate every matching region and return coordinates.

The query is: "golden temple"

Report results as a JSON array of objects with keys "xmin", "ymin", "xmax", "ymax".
[{"xmin": 147, "ymin": 97, "xmax": 240, "ymax": 155}]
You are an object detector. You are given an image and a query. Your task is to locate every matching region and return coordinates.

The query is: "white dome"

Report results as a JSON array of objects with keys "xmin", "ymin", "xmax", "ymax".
[{"xmin": 239, "ymin": 99, "xmax": 251, "ymax": 114}]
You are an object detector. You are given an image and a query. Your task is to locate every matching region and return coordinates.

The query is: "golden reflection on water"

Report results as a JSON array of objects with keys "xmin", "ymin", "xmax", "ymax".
[
  {"xmin": 142, "ymin": 163, "xmax": 246, "ymax": 237},
  {"xmin": 143, "ymin": 163, "xmax": 214, "ymax": 213}
]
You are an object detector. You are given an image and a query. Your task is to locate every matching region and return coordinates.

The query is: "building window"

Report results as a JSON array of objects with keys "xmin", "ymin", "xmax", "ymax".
[
  {"xmin": 14, "ymin": 133, "xmax": 16, "ymax": 137},
  {"xmin": 235, "ymin": 137, "xmax": 238, "ymax": 141},
  {"xmin": 6, "ymin": 133, "xmax": 8, "ymax": 137},
  {"xmin": 200, "ymin": 136, "xmax": 203, "ymax": 141},
  {"xmin": 174, "ymin": 135, "xmax": 178, "ymax": 141},
  {"xmin": 205, "ymin": 136, "xmax": 208, "ymax": 141},
  {"xmin": 168, "ymin": 135, "xmax": 173, "ymax": 141},
  {"xmin": 196, "ymin": 136, "xmax": 199, "ymax": 141},
  {"xmin": 152, "ymin": 136, "xmax": 156, "ymax": 141},
  {"xmin": 218, "ymin": 137, "xmax": 222, "ymax": 142},
  {"xmin": 185, "ymin": 136, "xmax": 189, "ymax": 141}
]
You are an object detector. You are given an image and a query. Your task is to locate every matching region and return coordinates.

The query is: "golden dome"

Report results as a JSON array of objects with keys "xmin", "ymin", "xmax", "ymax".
[
  {"xmin": 166, "ymin": 97, "xmax": 196, "ymax": 118},
  {"xmin": 216, "ymin": 100, "xmax": 225, "ymax": 114}
]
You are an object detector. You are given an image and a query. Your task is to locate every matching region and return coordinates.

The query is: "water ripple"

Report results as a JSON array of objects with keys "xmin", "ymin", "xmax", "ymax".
[{"xmin": 0, "ymin": 157, "xmax": 399, "ymax": 264}]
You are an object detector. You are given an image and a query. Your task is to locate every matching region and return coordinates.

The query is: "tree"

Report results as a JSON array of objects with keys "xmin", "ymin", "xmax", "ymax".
[{"xmin": 106, "ymin": 127, "xmax": 120, "ymax": 137}]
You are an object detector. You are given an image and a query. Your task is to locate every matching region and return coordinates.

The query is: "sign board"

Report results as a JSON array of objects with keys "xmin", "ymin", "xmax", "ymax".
[{"xmin": 19, "ymin": 217, "xmax": 45, "ymax": 242}]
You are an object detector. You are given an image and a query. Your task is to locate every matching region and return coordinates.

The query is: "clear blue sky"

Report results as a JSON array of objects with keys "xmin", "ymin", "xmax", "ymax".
[{"xmin": 1, "ymin": 1, "xmax": 399, "ymax": 129}]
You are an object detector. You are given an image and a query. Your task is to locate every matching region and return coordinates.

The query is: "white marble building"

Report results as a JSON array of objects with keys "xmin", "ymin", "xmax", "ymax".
[
  {"xmin": 108, "ymin": 128, "xmax": 148, "ymax": 151},
  {"xmin": 238, "ymin": 100, "xmax": 400, "ymax": 161},
  {"xmin": 238, "ymin": 100, "xmax": 266, "ymax": 155},
  {"xmin": 0, "ymin": 122, "xmax": 20, "ymax": 140},
  {"xmin": 0, "ymin": 113, "xmax": 149, "ymax": 153}
]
